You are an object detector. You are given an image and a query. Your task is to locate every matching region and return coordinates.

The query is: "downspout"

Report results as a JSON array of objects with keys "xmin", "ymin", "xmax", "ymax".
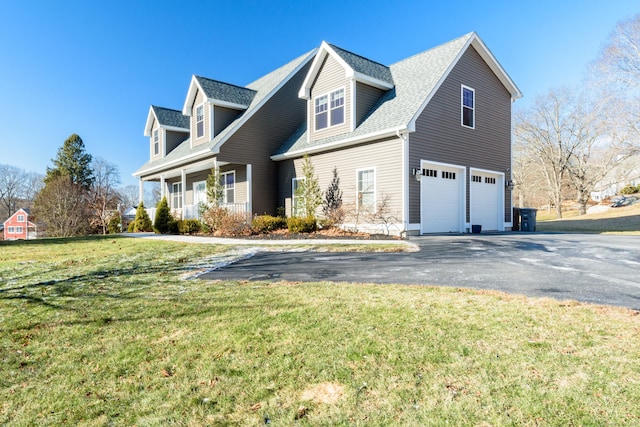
[{"xmin": 397, "ymin": 129, "xmax": 409, "ymax": 236}]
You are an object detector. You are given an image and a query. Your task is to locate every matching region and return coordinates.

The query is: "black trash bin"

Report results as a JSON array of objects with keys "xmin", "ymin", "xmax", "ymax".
[
  {"xmin": 512, "ymin": 207, "xmax": 520, "ymax": 231},
  {"xmin": 519, "ymin": 208, "xmax": 537, "ymax": 232}
]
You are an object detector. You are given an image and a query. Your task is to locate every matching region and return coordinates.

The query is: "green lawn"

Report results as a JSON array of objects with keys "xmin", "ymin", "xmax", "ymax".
[
  {"xmin": 536, "ymin": 203, "xmax": 640, "ymax": 234},
  {"xmin": 2, "ymin": 236, "xmax": 640, "ymax": 425}
]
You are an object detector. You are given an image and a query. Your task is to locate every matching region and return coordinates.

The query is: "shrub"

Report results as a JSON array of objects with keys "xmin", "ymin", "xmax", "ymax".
[
  {"xmin": 127, "ymin": 221, "xmax": 135, "ymax": 232},
  {"xmin": 201, "ymin": 206, "xmax": 251, "ymax": 236},
  {"xmin": 107, "ymin": 211, "xmax": 122, "ymax": 234},
  {"xmin": 287, "ymin": 216, "xmax": 317, "ymax": 233},
  {"xmin": 178, "ymin": 219, "xmax": 202, "ymax": 235},
  {"xmin": 620, "ymin": 184, "xmax": 640, "ymax": 195},
  {"xmin": 323, "ymin": 166, "xmax": 344, "ymax": 225},
  {"xmin": 154, "ymin": 197, "xmax": 174, "ymax": 234},
  {"xmin": 252, "ymin": 215, "xmax": 287, "ymax": 233},
  {"xmin": 132, "ymin": 202, "xmax": 153, "ymax": 232}
]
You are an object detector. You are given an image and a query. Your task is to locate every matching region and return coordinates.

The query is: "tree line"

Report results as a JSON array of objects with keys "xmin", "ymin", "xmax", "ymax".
[
  {"xmin": 1, "ymin": 134, "xmax": 156, "ymax": 237},
  {"xmin": 514, "ymin": 14, "xmax": 640, "ymax": 218}
]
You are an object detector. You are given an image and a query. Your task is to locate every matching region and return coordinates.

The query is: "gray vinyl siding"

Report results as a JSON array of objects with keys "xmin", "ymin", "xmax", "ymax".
[
  {"xmin": 408, "ymin": 45, "xmax": 513, "ymax": 224},
  {"xmin": 214, "ymin": 106, "xmax": 242, "ymax": 136},
  {"xmin": 355, "ymin": 82, "xmax": 385, "ymax": 126},
  {"xmin": 309, "ymin": 55, "xmax": 352, "ymax": 141},
  {"xmin": 182, "ymin": 165, "xmax": 247, "ymax": 206},
  {"xmin": 165, "ymin": 130, "xmax": 188, "ymax": 155},
  {"xmin": 191, "ymin": 89, "xmax": 209, "ymax": 146},
  {"xmin": 278, "ymin": 137, "xmax": 403, "ymax": 220},
  {"xmin": 216, "ymin": 61, "xmax": 312, "ymax": 215}
]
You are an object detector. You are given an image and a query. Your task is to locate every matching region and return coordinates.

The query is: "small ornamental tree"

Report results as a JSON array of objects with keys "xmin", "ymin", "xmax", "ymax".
[
  {"xmin": 322, "ymin": 166, "xmax": 343, "ymax": 224},
  {"xmin": 154, "ymin": 197, "xmax": 173, "ymax": 234},
  {"xmin": 132, "ymin": 201, "xmax": 153, "ymax": 232},
  {"xmin": 295, "ymin": 155, "xmax": 322, "ymax": 217},
  {"xmin": 206, "ymin": 167, "xmax": 224, "ymax": 207}
]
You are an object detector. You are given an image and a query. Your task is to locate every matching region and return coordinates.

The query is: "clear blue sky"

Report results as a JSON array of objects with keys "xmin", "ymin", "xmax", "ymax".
[{"xmin": 1, "ymin": 0, "xmax": 637, "ymax": 186}]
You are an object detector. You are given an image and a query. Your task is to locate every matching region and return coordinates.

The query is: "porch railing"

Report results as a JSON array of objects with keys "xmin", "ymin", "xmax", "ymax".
[{"xmin": 181, "ymin": 202, "xmax": 249, "ymax": 220}]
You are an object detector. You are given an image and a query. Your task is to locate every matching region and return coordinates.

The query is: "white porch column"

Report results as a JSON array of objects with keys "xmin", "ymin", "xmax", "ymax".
[
  {"xmin": 181, "ymin": 169, "xmax": 187, "ymax": 210},
  {"xmin": 160, "ymin": 175, "xmax": 166, "ymax": 200},
  {"xmin": 138, "ymin": 178, "xmax": 144, "ymax": 204},
  {"xmin": 246, "ymin": 164, "xmax": 252, "ymax": 215}
]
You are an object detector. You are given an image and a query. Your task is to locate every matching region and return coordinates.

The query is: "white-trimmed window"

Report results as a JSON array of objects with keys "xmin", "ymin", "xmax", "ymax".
[
  {"xmin": 17, "ymin": 214, "xmax": 25, "ymax": 222},
  {"xmin": 357, "ymin": 168, "xmax": 375, "ymax": 212},
  {"xmin": 7, "ymin": 226, "xmax": 15, "ymax": 233},
  {"xmin": 172, "ymin": 182, "xmax": 183, "ymax": 209},
  {"xmin": 193, "ymin": 181, "xmax": 207, "ymax": 206},
  {"xmin": 16, "ymin": 226, "xmax": 23, "ymax": 233},
  {"xmin": 153, "ymin": 129, "xmax": 159, "ymax": 155},
  {"xmin": 315, "ymin": 88, "xmax": 345, "ymax": 130},
  {"xmin": 196, "ymin": 105, "xmax": 204, "ymax": 138},
  {"xmin": 462, "ymin": 85, "xmax": 475, "ymax": 128},
  {"xmin": 292, "ymin": 177, "xmax": 305, "ymax": 216},
  {"xmin": 220, "ymin": 171, "xmax": 235, "ymax": 204}
]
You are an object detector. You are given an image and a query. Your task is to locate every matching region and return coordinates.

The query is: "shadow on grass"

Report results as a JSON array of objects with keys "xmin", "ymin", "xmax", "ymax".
[
  {"xmin": 0, "ymin": 234, "xmax": 129, "ymax": 247},
  {"xmin": 537, "ymin": 214, "xmax": 640, "ymax": 233}
]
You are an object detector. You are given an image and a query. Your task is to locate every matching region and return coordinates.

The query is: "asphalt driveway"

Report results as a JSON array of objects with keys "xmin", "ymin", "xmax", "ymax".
[{"xmin": 199, "ymin": 233, "xmax": 640, "ymax": 310}]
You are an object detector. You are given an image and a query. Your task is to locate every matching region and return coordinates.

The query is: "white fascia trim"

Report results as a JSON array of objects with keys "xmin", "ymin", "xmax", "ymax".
[
  {"xmin": 144, "ymin": 106, "xmax": 156, "ymax": 137},
  {"xmin": 350, "ymin": 78, "xmax": 356, "ymax": 131},
  {"xmin": 182, "ymin": 75, "xmax": 201, "ymax": 115},
  {"xmin": 271, "ymin": 127, "xmax": 406, "ymax": 161},
  {"xmin": 211, "ymin": 49, "xmax": 317, "ymax": 155},
  {"xmin": 299, "ymin": 42, "xmax": 352, "ymax": 99},
  {"xmin": 162, "ymin": 125, "xmax": 190, "ymax": 133},
  {"xmin": 132, "ymin": 148, "xmax": 213, "ymax": 177},
  {"xmin": 353, "ymin": 72, "xmax": 394, "ymax": 90},
  {"xmin": 209, "ymin": 98, "xmax": 249, "ymax": 110}
]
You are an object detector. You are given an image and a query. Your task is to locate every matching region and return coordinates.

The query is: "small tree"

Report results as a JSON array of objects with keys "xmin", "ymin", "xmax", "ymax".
[
  {"xmin": 294, "ymin": 155, "xmax": 322, "ymax": 217},
  {"xmin": 33, "ymin": 175, "xmax": 88, "ymax": 237},
  {"xmin": 206, "ymin": 167, "xmax": 224, "ymax": 207},
  {"xmin": 322, "ymin": 166, "xmax": 343, "ymax": 224},
  {"xmin": 132, "ymin": 201, "xmax": 153, "ymax": 232},
  {"xmin": 154, "ymin": 197, "xmax": 174, "ymax": 234},
  {"xmin": 107, "ymin": 210, "xmax": 122, "ymax": 234}
]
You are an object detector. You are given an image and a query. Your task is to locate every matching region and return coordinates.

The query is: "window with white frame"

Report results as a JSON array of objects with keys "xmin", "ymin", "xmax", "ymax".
[
  {"xmin": 172, "ymin": 182, "xmax": 182, "ymax": 209},
  {"xmin": 153, "ymin": 129, "xmax": 159, "ymax": 155},
  {"xmin": 292, "ymin": 177, "xmax": 305, "ymax": 216},
  {"xmin": 16, "ymin": 226, "xmax": 23, "ymax": 233},
  {"xmin": 315, "ymin": 88, "xmax": 344, "ymax": 130},
  {"xmin": 17, "ymin": 214, "xmax": 25, "ymax": 222},
  {"xmin": 193, "ymin": 181, "xmax": 207, "ymax": 206},
  {"xmin": 220, "ymin": 171, "xmax": 235, "ymax": 204},
  {"xmin": 357, "ymin": 168, "xmax": 375, "ymax": 212},
  {"xmin": 462, "ymin": 85, "xmax": 475, "ymax": 128},
  {"xmin": 7, "ymin": 226, "xmax": 15, "ymax": 233},
  {"xmin": 196, "ymin": 105, "xmax": 204, "ymax": 138}
]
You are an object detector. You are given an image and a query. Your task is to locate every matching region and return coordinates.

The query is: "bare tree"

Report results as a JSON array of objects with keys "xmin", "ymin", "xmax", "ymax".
[
  {"xmin": 88, "ymin": 158, "xmax": 122, "ymax": 234},
  {"xmin": 119, "ymin": 185, "xmax": 140, "ymax": 208},
  {"xmin": 33, "ymin": 175, "xmax": 88, "ymax": 237},
  {"xmin": 0, "ymin": 164, "xmax": 26, "ymax": 219}
]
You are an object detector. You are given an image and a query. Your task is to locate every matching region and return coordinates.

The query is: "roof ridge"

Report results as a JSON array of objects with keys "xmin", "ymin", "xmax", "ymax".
[{"xmin": 390, "ymin": 32, "xmax": 474, "ymax": 67}]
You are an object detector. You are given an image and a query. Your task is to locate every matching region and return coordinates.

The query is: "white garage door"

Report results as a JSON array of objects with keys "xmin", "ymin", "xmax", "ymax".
[
  {"xmin": 470, "ymin": 171, "xmax": 501, "ymax": 231},
  {"xmin": 420, "ymin": 162, "xmax": 464, "ymax": 233}
]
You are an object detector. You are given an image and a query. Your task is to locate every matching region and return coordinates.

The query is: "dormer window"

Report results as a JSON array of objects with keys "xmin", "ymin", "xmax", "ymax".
[
  {"xmin": 196, "ymin": 105, "xmax": 204, "ymax": 138},
  {"xmin": 315, "ymin": 88, "xmax": 345, "ymax": 130},
  {"xmin": 153, "ymin": 129, "xmax": 159, "ymax": 155}
]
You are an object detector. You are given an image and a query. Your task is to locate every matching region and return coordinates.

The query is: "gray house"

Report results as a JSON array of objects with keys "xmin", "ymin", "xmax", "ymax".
[{"xmin": 134, "ymin": 33, "xmax": 522, "ymax": 234}]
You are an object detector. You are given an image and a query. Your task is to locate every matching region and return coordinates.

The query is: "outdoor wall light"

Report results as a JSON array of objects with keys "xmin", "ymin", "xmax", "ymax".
[
  {"xmin": 412, "ymin": 167, "xmax": 422, "ymax": 181},
  {"xmin": 505, "ymin": 179, "xmax": 514, "ymax": 189}
]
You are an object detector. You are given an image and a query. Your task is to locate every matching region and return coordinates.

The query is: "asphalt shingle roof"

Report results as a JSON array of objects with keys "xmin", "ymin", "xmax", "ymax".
[
  {"xmin": 328, "ymin": 44, "xmax": 393, "ymax": 85},
  {"xmin": 275, "ymin": 33, "xmax": 474, "ymax": 156},
  {"xmin": 134, "ymin": 50, "xmax": 316, "ymax": 177},
  {"xmin": 151, "ymin": 106, "xmax": 189, "ymax": 130},
  {"xmin": 195, "ymin": 76, "xmax": 257, "ymax": 107}
]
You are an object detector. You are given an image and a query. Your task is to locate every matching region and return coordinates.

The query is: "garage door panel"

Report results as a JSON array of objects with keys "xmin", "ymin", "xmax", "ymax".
[
  {"xmin": 420, "ymin": 164, "xmax": 464, "ymax": 233},
  {"xmin": 471, "ymin": 172, "xmax": 500, "ymax": 231}
]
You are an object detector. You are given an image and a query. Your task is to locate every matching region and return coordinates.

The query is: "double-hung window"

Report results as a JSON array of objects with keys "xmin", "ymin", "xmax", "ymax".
[
  {"xmin": 172, "ymin": 182, "xmax": 182, "ymax": 209},
  {"xmin": 315, "ymin": 88, "xmax": 345, "ymax": 130},
  {"xmin": 153, "ymin": 129, "xmax": 159, "ymax": 155},
  {"xmin": 357, "ymin": 168, "xmax": 375, "ymax": 213},
  {"xmin": 196, "ymin": 105, "xmax": 204, "ymax": 138},
  {"xmin": 462, "ymin": 85, "xmax": 475, "ymax": 128},
  {"xmin": 17, "ymin": 214, "xmax": 25, "ymax": 222},
  {"xmin": 220, "ymin": 171, "xmax": 235, "ymax": 204}
]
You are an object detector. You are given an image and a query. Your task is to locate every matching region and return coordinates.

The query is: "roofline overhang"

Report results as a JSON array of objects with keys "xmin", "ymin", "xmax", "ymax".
[
  {"xmin": 182, "ymin": 75, "xmax": 201, "ymax": 116},
  {"xmin": 132, "ymin": 147, "xmax": 214, "ymax": 178},
  {"xmin": 271, "ymin": 126, "xmax": 408, "ymax": 161},
  {"xmin": 143, "ymin": 106, "xmax": 156, "ymax": 136},
  {"xmin": 208, "ymin": 98, "xmax": 249, "ymax": 110}
]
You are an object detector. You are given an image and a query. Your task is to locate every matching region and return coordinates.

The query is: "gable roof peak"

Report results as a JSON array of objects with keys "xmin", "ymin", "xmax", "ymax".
[
  {"xmin": 144, "ymin": 105, "xmax": 190, "ymax": 136},
  {"xmin": 182, "ymin": 75, "xmax": 257, "ymax": 115}
]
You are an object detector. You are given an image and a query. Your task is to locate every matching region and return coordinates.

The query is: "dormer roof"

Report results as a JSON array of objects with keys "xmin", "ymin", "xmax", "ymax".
[
  {"xmin": 144, "ymin": 106, "xmax": 189, "ymax": 137},
  {"xmin": 182, "ymin": 76, "xmax": 257, "ymax": 115},
  {"xmin": 298, "ymin": 41, "xmax": 394, "ymax": 99}
]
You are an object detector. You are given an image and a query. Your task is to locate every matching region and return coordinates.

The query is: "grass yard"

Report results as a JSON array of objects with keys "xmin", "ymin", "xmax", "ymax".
[
  {"xmin": 536, "ymin": 203, "xmax": 640, "ymax": 234},
  {"xmin": 1, "ymin": 237, "xmax": 640, "ymax": 425}
]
